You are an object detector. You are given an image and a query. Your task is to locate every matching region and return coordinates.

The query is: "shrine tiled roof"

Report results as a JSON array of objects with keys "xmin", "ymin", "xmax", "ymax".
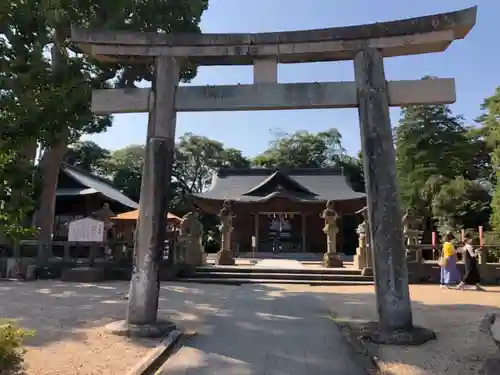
[
  {"xmin": 56, "ymin": 163, "xmax": 139, "ymax": 209},
  {"xmin": 192, "ymin": 168, "xmax": 365, "ymax": 203}
]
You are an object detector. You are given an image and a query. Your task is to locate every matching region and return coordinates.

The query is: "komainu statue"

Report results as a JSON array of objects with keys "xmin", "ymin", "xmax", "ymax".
[{"xmin": 178, "ymin": 211, "xmax": 205, "ymax": 266}]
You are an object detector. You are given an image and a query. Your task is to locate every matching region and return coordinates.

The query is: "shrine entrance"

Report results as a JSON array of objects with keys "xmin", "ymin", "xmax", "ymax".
[
  {"xmin": 261, "ymin": 213, "xmax": 301, "ymax": 253},
  {"xmin": 71, "ymin": 6, "xmax": 476, "ymax": 335}
]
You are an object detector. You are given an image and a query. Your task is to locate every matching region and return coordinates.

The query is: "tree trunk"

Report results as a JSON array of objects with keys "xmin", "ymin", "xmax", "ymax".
[
  {"xmin": 34, "ymin": 143, "xmax": 67, "ymax": 262},
  {"xmin": 33, "ymin": 14, "xmax": 68, "ymax": 263}
]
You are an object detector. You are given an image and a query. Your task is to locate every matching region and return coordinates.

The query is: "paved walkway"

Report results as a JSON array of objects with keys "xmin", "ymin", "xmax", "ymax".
[
  {"xmin": 254, "ymin": 259, "xmax": 305, "ymax": 269},
  {"xmin": 158, "ymin": 284, "xmax": 368, "ymax": 375}
]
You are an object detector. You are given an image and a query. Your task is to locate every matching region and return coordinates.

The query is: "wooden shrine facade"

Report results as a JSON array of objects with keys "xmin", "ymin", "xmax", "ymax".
[{"xmin": 191, "ymin": 168, "xmax": 366, "ymax": 254}]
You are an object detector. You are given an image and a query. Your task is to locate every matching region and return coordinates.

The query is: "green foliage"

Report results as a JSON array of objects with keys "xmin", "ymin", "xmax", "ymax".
[
  {"xmin": 1, "ymin": 0, "xmax": 209, "ymax": 248},
  {"xmin": 252, "ymin": 128, "xmax": 364, "ymax": 191},
  {"xmin": 64, "ymin": 141, "xmax": 111, "ymax": 174},
  {"xmin": 395, "ymin": 81, "xmax": 491, "ymax": 236},
  {"xmin": 0, "ymin": 150, "xmax": 39, "ymax": 242},
  {"xmin": 0, "ymin": 320, "xmax": 35, "ymax": 375},
  {"xmin": 396, "ymin": 103, "xmax": 476, "ymax": 207},
  {"xmin": 431, "ymin": 177, "xmax": 491, "ymax": 233},
  {"xmin": 175, "ymin": 133, "xmax": 250, "ymax": 194},
  {"xmin": 479, "ymin": 86, "xmax": 500, "ymax": 229},
  {"xmin": 83, "ymin": 135, "xmax": 251, "ymax": 212},
  {"xmin": 253, "ymin": 128, "xmax": 345, "ymax": 168},
  {"xmin": 104, "ymin": 145, "xmax": 146, "ymax": 202}
]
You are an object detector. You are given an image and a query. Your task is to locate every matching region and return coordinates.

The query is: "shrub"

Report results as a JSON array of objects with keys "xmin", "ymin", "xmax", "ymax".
[{"xmin": 0, "ymin": 320, "xmax": 34, "ymax": 375}]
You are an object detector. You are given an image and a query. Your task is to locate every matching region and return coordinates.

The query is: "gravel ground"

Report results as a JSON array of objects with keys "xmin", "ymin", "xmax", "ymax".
[
  {"xmin": 2, "ymin": 281, "xmax": 499, "ymax": 375},
  {"xmin": 274, "ymin": 284, "xmax": 500, "ymax": 375},
  {"xmin": 0, "ymin": 281, "xmax": 236, "ymax": 375}
]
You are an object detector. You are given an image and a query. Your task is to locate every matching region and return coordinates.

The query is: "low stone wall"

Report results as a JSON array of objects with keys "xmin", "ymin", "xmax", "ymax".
[{"xmin": 0, "ymin": 256, "xmax": 186, "ymax": 282}]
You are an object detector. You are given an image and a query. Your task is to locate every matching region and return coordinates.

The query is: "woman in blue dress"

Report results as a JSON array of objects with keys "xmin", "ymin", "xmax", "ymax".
[{"xmin": 440, "ymin": 232, "xmax": 461, "ymax": 288}]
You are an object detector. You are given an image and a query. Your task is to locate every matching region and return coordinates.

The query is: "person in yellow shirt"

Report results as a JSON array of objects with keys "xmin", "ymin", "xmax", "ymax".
[{"xmin": 440, "ymin": 232, "xmax": 461, "ymax": 288}]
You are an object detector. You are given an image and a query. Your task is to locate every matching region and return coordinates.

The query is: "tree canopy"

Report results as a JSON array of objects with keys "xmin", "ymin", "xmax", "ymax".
[
  {"xmin": 0, "ymin": 0, "xmax": 209, "ymax": 252},
  {"xmin": 394, "ymin": 96, "xmax": 492, "ymax": 236},
  {"xmin": 479, "ymin": 86, "xmax": 500, "ymax": 229}
]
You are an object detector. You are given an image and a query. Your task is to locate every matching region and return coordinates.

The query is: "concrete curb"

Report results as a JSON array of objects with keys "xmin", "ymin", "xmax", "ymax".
[
  {"xmin": 127, "ymin": 329, "xmax": 181, "ymax": 375},
  {"xmin": 328, "ymin": 313, "xmax": 380, "ymax": 375}
]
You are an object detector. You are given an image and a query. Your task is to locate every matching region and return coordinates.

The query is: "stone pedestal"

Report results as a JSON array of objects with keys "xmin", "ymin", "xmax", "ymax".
[
  {"xmin": 354, "ymin": 247, "xmax": 366, "ymax": 270},
  {"xmin": 481, "ymin": 358, "xmax": 500, "ymax": 375},
  {"xmin": 322, "ymin": 252, "xmax": 343, "ymax": 268},
  {"xmin": 105, "ymin": 319, "xmax": 175, "ymax": 338},
  {"xmin": 362, "ymin": 245, "xmax": 374, "ymax": 277},
  {"xmin": 361, "ymin": 267, "xmax": 373, "ymax": 277},
  {"xmin": 354, "ymin": 48, "xmax": 413, "ymax": 333},
  {"xmin": 26, "ymin": 265, "xmax": 37, "ymax": 281},
  {"xmin": 184, "ymin": 250, "xmax": 205, "ymax": 267},
  {"xmin": 216, "ymin": 250, "xmax": 235, "ymax": 265},
  {"xmin": 6, "ymin": 258, "xmax": 37, "ymax": 279}
]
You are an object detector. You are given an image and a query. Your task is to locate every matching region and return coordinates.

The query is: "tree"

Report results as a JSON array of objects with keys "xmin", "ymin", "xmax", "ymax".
[
  {"xmin": 64, "ymin": 140, "xmax": 110, "ymax": 174},
  {"xmin": 0, "ymin": 150, "xmax": 39, "ymax": 243},
  {"xmin": 432, "ymin": 177, "xmax": 491, "ymax": 233},
  {"xmin": 175, "ymin": 133, "xmax": 250, "ymax": 194},
  {"xmin": 100, "ymin": 135, "xmax": 250, "ymax": 212},
  {"xmin": 252, "ymin": 128, "xmax": 364, "ymax": 191},
  {"xmin": 395, "ymin": 95, "xmax": 489, "ymax": 234},
  {"xmin": 479, "ymin": 86, "xmax": 500, "ymax": 229},
  {"xmin": 253, "ymin": 128, "xmax": 345, "ymax": 168},
  {"xmin": 341, "ymin": 153, "xmax": 365, "ymax": 193},
  {"xmin": 104, "ymin": 145, "xmax": 145, "ymax": 202},
  {"xmin": 221, "ymin": 148, "xmax": 251, "ymax": 169},
  {"xmin": 1, "ymin": 0, "xmax": 209, "ymax": 258},
  {"xmin": 0, "ymin": 1, "xmax": 49, "ymax": 241}
]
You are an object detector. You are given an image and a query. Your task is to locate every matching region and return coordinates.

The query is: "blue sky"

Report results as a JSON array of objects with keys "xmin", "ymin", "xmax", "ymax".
[{"xmin": 84, "ymin": 0, "xmax": 498, "ymax": 158}]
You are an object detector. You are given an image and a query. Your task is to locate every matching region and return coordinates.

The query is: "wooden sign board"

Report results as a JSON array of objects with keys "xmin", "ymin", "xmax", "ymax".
[{"xmin": 68, "ymin": 217, "xmax": 105, "ymax": 243}]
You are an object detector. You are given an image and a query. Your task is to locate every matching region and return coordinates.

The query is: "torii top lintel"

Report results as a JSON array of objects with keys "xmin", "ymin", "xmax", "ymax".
[{"xmin": 71, "ymin": 6, "xmax": 476, "ymax": 65}]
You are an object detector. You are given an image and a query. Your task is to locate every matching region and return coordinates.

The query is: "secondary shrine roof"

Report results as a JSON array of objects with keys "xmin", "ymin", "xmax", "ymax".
[
  {"xmin": 192, "ymin": 168, "xmax": 366, "ymax": 203},
  {"xmin": 56, "ymin": 163, "xmax": 139, "ymax": 209}
]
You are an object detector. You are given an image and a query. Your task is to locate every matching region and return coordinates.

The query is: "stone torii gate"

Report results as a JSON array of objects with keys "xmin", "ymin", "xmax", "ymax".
[{"xmin": 71, "ymin": 6, "xmax": 476, "ymax": 340}]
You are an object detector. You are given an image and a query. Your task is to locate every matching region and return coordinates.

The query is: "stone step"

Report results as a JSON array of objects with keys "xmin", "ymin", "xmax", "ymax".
[
  {"xmin": 188, "ymin": 271, "xmax": 373, "ymax": 282},
  {"xmin": 193, "ymin": 266, "xmax": 361, "ymax": 275},
  {"xmin": 174, "ymin": 278, "xmax": 374, "ymax": 286}
]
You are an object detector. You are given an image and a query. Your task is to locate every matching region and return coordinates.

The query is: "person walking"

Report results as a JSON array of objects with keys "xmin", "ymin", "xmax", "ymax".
[
  {"xmin": 439, "ymin": 232, "xmax": 461, "ymax": 288},
  {"xmin": 457, "ymin": 234, "xmax": 485, "ymax": 291}
]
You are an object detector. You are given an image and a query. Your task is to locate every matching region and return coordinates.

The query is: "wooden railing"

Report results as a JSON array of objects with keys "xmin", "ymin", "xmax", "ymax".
[{"xmin": 406, "ymin": 244, "xmax": 500, "ymax": 264}]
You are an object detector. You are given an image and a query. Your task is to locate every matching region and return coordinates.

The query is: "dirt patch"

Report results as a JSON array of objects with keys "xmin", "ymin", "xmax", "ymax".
[
  {"xmin": 277, "ymin": 284, "xmax": 500, "ymax": 375},
  {"xmin": 0, "ymin": 281, "xmax": 236, "ymax": 375}
]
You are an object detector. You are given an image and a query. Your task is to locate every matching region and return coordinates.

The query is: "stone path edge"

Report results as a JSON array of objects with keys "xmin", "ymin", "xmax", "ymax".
[
  {"xmin": 126, "ymin": 329, "xmax": 182, "ymax": 375},
  {"xmin": 328, "ymin": 312, "xmax": 380, "ymax": 375}
]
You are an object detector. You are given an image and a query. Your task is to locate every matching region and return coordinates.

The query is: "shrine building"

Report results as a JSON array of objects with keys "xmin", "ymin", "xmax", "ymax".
[
  {"xmin": 191, "ymin": 168, "xmax": 366, "ymax": 254},
  {"xmin": 53, "ymin": 163, "xmax": 138, "ymax": 240}
]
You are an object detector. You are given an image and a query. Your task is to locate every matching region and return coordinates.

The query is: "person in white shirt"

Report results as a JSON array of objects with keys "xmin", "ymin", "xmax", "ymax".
[{"xmin": 457, "ymin": 234, "xmax": 484, "ymax": 291}]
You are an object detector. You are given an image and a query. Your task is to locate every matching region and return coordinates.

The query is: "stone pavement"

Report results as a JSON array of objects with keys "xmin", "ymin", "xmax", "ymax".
[
  {"xmin": 158, "ymin": 284, "xmax": 368, "ymax": 375},
  {"xmin": 254, "ymin": 259, "xmax": 305, "ymax": 269}
]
